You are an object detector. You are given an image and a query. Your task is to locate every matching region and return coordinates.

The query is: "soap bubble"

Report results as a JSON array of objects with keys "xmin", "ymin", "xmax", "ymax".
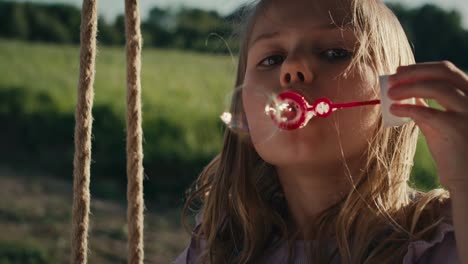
[{"xmin": 219, "ymin": 84, "xmax": 281, "ymax": 145}]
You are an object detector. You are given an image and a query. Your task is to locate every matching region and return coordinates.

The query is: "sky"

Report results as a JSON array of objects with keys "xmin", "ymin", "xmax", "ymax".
[{"xmin": 12, "ymin": 0, "xmax": 468, "ymax": 29}]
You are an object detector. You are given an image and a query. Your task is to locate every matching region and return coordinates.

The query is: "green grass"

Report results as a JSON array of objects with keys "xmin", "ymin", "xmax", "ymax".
[
  {"xmin": 410, "ymin": 134, "xmax": 440, "ymax": 191},
  {"xmin": 0, "ymin": 39, "xmax": 235, "ymax": 156},
  {"xmin": 0, "ymin": 39, "xmax": 236, "ymax": 112},
  {"xmin": 0, "ymin": 240, "xmax": 49, "ymax": 264}
]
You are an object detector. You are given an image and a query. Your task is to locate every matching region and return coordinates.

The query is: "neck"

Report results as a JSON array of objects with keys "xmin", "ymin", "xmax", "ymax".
[{"xmin": 276, "ymin": 155, "xmax": 365, "ymax": 240}]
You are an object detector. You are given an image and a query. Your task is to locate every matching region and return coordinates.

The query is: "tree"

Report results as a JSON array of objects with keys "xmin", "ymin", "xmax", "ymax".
[
  {"xmin": 0, "ymin": 2, "xmax": 29, "ymax": 39},
  {"xmin": 27, "ymin": 6, "xmax": 71, "ymax": 43},
  {"xmin": 97, "ymin": 17, "xmax": 121, "ymax": 45},
  {"xmin": 173, "ymin": 8, "xmax": 230, "ymax": 52},
  {"xmin": 389, "ymin": 3, "xmax": 468, "ymax": 69}
]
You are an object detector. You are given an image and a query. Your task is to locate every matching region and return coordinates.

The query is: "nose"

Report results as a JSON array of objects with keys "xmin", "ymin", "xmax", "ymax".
[{"xmin": 280, "ymin": 58, "xmax": 314, "ymax": 87}]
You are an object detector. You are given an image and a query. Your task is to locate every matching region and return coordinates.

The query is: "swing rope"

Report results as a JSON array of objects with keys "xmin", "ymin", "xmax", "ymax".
[
  {"xmin": 71, "ymin": 0, "xmax": 145, "ymax": 263},
  {"xmin": 124, "ymin": 0, "xmax": 145, "ymax": 263},
  {"xmin": 71, "ymin": 0, "xmax": 97, "ymax": 262}
]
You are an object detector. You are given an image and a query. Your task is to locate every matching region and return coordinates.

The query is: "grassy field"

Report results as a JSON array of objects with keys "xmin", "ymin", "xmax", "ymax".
[
  {"xmin": 0, "ymin": 38, "xmax": 236, "ymax": 156},
  {"xmin": 0, "ymin": 39, "xmax": 441, "ymax": 263},
  {"xmin": 0, "ymin": 39, "xmax": 239, "ymax": 205}
]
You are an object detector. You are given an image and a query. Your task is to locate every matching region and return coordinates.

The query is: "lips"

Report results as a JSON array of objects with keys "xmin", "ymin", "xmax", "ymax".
[{"xmin": 267, "ymin": 90, "xmax": 309, "ymax": 130}]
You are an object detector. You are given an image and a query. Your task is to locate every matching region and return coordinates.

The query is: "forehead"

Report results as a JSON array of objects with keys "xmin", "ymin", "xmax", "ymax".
[{"xmin": 251, "ymin": 0, "xmax": 352, "ymax": 37}]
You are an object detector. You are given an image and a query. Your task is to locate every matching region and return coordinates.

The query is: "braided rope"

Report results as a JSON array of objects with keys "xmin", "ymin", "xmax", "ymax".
[
  {"xmin": 72, "ymin": 0, "xmax": 145, "ymax": 263},
  {"xmin": 71, "ymin": 0, "xmax": 98, "ymax": 263},
  {"xmin": 125, "ymin": 0, "xmax": 145, "ymax": 263}
]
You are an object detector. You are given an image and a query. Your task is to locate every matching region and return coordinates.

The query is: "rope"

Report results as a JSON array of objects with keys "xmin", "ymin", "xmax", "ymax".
[
  {"xmin": 71, "ymin": 0, "xmax": 98, "ymax": 263},
  {"xmin": 125, "ymin": 0, "xmax": 145, "ymax": 263},
  {"xmin": 72, "ymin": 0, "xmax": 144, "ymax": 262}
]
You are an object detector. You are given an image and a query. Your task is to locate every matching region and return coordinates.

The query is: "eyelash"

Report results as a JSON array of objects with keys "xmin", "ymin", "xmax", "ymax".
[{"xmin": 257, "ymin": 48, "xmax": 353, "ymax": 68}]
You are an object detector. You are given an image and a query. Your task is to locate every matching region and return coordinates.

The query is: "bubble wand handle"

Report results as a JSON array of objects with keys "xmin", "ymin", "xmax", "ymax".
[
  {"xmin": 307, "ymin": 99, "xmax": 381, "ymax": 111},
  {"xmin": 331, "ymin": 100, "xmax": 381, "ymax": 109},
  {"xmin": 303, "ymin": 97, "xmax": 381, "ymax": 118},
  {"xmin": 269, "ymin": 91, "xmax": 381, "ymax": 130}
]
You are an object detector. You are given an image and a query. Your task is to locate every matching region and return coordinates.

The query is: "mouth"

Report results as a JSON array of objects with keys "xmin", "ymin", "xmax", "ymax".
[{"xmin": 266, "ymin": 90, "xmax": 310, "ymax": 130}]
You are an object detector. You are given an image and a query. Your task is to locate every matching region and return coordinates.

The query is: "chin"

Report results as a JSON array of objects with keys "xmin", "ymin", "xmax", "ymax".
[
  {"xmin": 263, "ymin": 154, "xmax": 329, "ymax": 168},
  {"xmin": 254, "ymin": 133, "xmax": 331, "ymax": 166}
]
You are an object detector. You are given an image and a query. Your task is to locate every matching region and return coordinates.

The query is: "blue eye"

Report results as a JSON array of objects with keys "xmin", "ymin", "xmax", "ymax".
[
  {"xmin": 321, "ymin": 48, "xmax": 352, "ymax": 61},
  {"xmin": 258, "ymin": 54, "xmax": 285, "ymax": 67}
]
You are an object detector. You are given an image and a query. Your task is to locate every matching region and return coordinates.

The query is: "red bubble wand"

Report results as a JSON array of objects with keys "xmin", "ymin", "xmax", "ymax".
[{"xmin": 266, "ymin": 90, "xmax": 381, "ymax": 130}]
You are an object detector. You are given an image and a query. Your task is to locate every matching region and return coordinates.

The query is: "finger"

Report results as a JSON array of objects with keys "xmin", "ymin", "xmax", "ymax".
[
  {"xmin": 390, "ymin": 61, "xmax": 468, "ymax": 96},
  {"xmin": 387, "ymin": 80, "xmax": 468, "ymax": 112},
  {"xmin": 415, "ymin": 98, "xmax": 428, "ymax": 107},
  {"xmin": 390, "ymin": 103, "xmax": 457, "ymax": 129}
]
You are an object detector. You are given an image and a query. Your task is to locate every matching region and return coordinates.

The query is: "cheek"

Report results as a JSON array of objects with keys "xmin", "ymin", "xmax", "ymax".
[
  {"xmin": 327, "ymin": 70, "xmax": 381, "ymax": 156},
  {"xmin": 345, "ymin": 69, "xmax": 381, "ymax": 133},
  {"xmin": 244, "ymin": 65, "xmax": 281, "ymax": 88},
  {"xmin": 329, "ymin": 66, "xmax": 378, "ymax": 102},
  {"xmin": 332, "ymin": 108, "xmax": 380, "ymax": 159}
]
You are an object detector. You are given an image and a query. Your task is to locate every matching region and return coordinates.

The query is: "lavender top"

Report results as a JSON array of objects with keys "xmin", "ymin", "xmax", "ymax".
[{"xmin": 173, "ymin": 206, "xmax": 458, "ymax": 263}]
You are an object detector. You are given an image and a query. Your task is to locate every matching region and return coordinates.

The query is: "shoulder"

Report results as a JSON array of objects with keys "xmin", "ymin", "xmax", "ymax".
[
  {"xmin": 173, "ymin": 236, "xmax": 205, "ymax": 264},
  {"xmin": 403, "ymin": 197, "xmax": 459, "ymax": 264},
  {"xmin": 173, "ymin": 211, "xmax": 205, "ymax": 264}
]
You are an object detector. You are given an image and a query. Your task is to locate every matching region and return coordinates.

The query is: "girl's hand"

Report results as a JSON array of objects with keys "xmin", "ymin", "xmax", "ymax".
[{"xmin": 387, "ymin": 61, "xmax": 468, "ymax": 191}]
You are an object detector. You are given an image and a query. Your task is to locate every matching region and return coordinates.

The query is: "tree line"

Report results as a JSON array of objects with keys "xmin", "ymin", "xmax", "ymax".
[
  {"xmin": 0, "ymin": 1, "xmax": 467, "ymax": 67},
  {"xmin": 0, "ymin": 1, "xmax": 238, "ymax": 53}
]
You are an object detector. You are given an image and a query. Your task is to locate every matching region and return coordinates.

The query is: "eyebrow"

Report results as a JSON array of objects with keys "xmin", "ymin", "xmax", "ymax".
[{"xmin": 249, "ymin": 24, "xmax": 350, "ymax": 48}]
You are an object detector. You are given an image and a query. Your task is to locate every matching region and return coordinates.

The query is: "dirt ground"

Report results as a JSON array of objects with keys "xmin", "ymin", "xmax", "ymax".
[{"xmin": 0, "ymin": 167, "xmax": 191, "ymax": 263}]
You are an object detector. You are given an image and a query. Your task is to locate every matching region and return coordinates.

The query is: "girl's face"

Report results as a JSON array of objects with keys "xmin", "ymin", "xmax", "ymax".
[{"xmin": 243, "ymin": 0, "xmax": 380, "ymax": 167}]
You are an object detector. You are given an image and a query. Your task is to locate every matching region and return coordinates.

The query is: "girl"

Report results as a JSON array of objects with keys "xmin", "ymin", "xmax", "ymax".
[{"xmin": 175, "ymin": 0, "xmax": 468, "ymax": 263}]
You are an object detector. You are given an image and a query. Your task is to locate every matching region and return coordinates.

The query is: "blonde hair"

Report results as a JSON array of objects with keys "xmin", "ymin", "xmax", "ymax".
[{"xmin": 183, "ymin": 0, "xmax": 450, "ymax": 263}]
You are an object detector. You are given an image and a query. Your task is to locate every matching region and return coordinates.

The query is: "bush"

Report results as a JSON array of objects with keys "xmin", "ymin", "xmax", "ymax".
[
  {"xmin": 0, "ymin": 85, "xmax": 213, "ymax": 207},
  {"xmin": 0, "ymin": 241, "xmax": 49, "ymax": 264}
]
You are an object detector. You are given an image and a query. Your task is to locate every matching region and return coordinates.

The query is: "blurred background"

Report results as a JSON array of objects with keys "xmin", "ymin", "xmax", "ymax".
[{"xmin": 0, "ymin": 0, "xmax": 467, "ymax": 263}]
